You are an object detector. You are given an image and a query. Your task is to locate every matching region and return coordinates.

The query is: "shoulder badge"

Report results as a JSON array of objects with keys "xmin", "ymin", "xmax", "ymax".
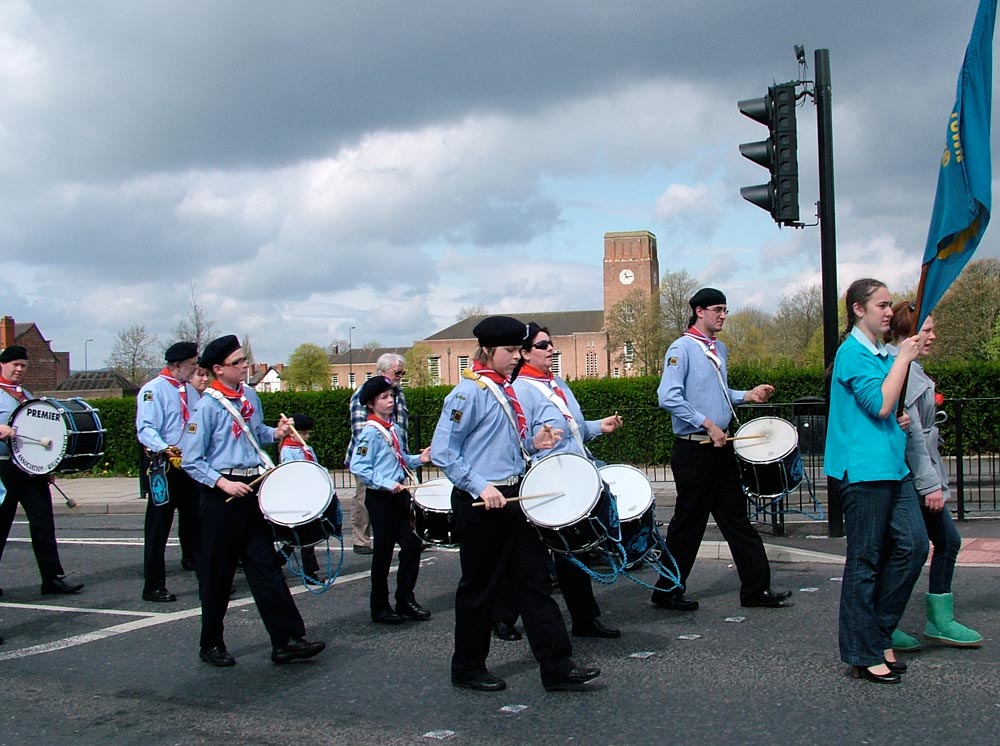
[
  {"xmin": 143, "ymin": 391, "xmax": 153, "ymax": 401},
  {"xmin": 186, "ymin": 423, "xmax": 197, "ymax": 434},
  {"xmin": 356, "ymin": 445, "xmax": 368, "ymax": 457},
  {"xmin": 450, "ymin": 409, "xmax": 463, "ymax": 423},
  {"xmin": 668, "ymin": 356, "xmax": 678, "ymax": 366}
]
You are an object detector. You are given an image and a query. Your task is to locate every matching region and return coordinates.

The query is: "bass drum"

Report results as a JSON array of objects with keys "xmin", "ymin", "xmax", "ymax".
[
  {"xmin": 733, "ymin": 417, "xmax": 804, "ymax": 497},
  {"xmin": 9, "ymin": 397, "xmax": 105, "ymax": 475}
]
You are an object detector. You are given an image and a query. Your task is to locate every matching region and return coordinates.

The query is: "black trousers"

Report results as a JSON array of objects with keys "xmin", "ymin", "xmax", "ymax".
[
  {"xmin": 0, "ymin": 461, "xmax": 64, "ymax": 581},
  {"xmin": 143, "ymin": 465, "xmax": 201, "ymax": 591},
  {"xmin": 495, "ymin": 551, "xmax": 600, "ymax": 627},
  {"xmin": 451, "ymin": 484, "xmax": 573, "ymax": 684},
  {"xmin": 365, "ymin": 487, "xmax": 422, "ymax": 611},
  {"xmin": 198, "ymin": 478, "xmax": 306, "ymax": 650},
  {"xmin": 653, "ymin": 438, "xmax": 770, "ymax": 602}
]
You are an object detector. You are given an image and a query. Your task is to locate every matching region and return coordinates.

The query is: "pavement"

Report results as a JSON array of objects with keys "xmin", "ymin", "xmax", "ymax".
[{"xmin": 45, "ymin": 473, "xmax": 1000, "ymax": 567}]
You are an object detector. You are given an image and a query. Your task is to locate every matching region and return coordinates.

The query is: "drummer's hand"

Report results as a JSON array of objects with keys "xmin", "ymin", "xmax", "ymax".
[
  {"xmin": 0, "ymin": 424, "xmax": 12, "ymax": 440},
  {"xmin": 217, "ymin": 477, "xmax": 252, "ymax": 498},
  {"xmin": 745, "ymin": 384, "xmax": 775, "ymax": 403},
  {"xmin": 479, "ymin": 484, "xmax": 507, "ymax": 510},
  {"xmin": 533, "ymin": 424, "xmax": 563, "ymax": 451},
  {"xmin": 705, "ymin": 420, "xmax": 727, "ymax": 448},
  {"xmin": 924, "ymin": 489, "xmax": 945, "ymax": 512},
  {"xmin": 896, "ymin": 412, "xmax": 911, "ymax": 431},
  {"xmin": 600, "ymin": 414, "xmax": 623, "ymax": 433},
  {"xmin": 419, "ymin": 446, "xmax": 432, "ymax": 464},
  {"xmin": 390, "ymin": 482, "xmax": 405, "ymax": 494},
  {"xmin": 274, "ymin": 416, "xmax": 293, "ymax": 440}
]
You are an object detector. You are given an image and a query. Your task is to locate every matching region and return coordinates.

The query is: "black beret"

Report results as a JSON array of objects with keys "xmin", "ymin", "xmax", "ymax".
[
  {"xmin": 359, "ymin": 375, "xmax": 394, "ymax": 407},
  {"xmin": 291, "ymin": 413, "xmax": 316, "ymax": 431},
  {"xmin": 200, "ymin": 335, "xmax": 241, "ymax": 368},
  {"xmin": 473, "ymin": 315, "xmax": 528, "ymax": 347},
  {"xmin": 521, "ymin": 322, "xmax": 549, "ymax": 350},
  {"xmin": 165, "ymin": 341, "xmax": 199, "ymax": 363},
  {"xmin": 0, "ymin": 345, "xmax": 28, "ymax": 363},
  {"xmin": 689, "ymin": 287, "xmax": 727, "ymax": 310}
]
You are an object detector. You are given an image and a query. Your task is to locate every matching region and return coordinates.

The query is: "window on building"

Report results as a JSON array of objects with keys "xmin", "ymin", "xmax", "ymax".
[
  {"xmin": 349, "ymin": 373, "xmax": 356, "ymax": 389},
  {"xmin": 623, "ymin": 341, "xmax": 635, "ymax": 365},
  {"xmin": 551, "ymin": 351, "xmax": 562, "ymax": 377},
  {"xmin": 613, "ymin": 367, "xmax": 621, "ymax": 378},
  {"xmin": 457, "ymin": 355, "xmax": 470, "ymax": 377},
  {"xmin": 428, "ymin": 356, "xmax": 441, "ymax": 385},
  {"xmin": 331, "ymin": 374, "xmax": 339, "ymax": 388},
  {"xmin": 585, "ymin": 351, "xmax": 598, "ymax": 378}
]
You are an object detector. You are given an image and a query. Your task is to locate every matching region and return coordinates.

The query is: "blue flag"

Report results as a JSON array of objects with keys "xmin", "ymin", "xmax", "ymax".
[{"xmin": 918, "ymin": 0, "xmax": 997, "ymax": 324}]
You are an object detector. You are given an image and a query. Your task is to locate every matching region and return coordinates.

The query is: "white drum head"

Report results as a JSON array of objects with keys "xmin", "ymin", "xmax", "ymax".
[
  {"xmin": 412, "ymin": 477, "xmax": 454, "ymax": 513},
  {"xmin": 10, "ymin": 399, "xmax": 70, "ymax": 475},
  {"xmin": 599, "ymin": 464, "xmax": 653, "ymax": 521},
  {"xmin": 733, "ymin": 417, "xmax": 798, "ymax": 463},
  {"xmin": 258, "ymin": 461, "xmax": 334, "ymax": 527},
  {"xmin": 520, "ymin": 453, "xmax": 600, "ymax": 529}
]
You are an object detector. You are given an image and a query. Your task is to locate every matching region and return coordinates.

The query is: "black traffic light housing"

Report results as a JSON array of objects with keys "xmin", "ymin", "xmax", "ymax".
[{"xmin": 738, "ymin": 83, "xmax": 799, "ymax": 225}]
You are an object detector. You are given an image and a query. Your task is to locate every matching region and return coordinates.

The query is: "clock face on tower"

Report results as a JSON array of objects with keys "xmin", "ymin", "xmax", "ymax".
[{"xmin": 619, "ymin": 269, "xmax": 635, "ymax": 285}]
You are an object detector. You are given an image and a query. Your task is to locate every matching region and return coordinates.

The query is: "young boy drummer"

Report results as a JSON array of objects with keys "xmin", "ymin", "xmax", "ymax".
[
  {"xmin": 430, "ymin": 315, "xmax": 601, "ymax": 693},
  {"xmin": 349, "ymin": 375, "xmax": 432, "ymax": 625},
  {"xmin": 182, "ymin": 335, "xmax": 325, "ymax": 668},
  {"xmin": 277, "ymin": 413, "xmax": 322, "ymax": 582}
]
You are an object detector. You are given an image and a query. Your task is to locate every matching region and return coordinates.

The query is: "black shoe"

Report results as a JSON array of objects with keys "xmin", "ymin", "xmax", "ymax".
[
  {"xmin": 572, "ymin": 619, "xmax": 622, "ymax": 639},
  {"xmin": 651, "ymin": 593, "xmax": 698, "ymax": 611},
  {"xmin": 543, "ymin": 665, "xmax": 601, "ymax": 691},
  {"xmin": 199, "ymin": 646, "xmax": 236, "ymax": 667},
  {"xmin": 851, "ymin": 665, "xmax": 900, "ymax": 684},
  {"xmin": 271, "ymin": 636, "xmax": 326, "ymax": 664},
  {"xmin": 353, "ymin": 545, "xmax": 374, "ymax": 555},
  {"xmin": 492, "ymin": 620, "xmax": 522, "ymax": 641},
  {"xmin": 884, "ymin": 657, "xmax": 907, "ymax": 674},
  {"xmin": 741, "ymin": 589, "xmax": 793, "ymax": 608},
  {"xmin": 142, "ymin": 587, "xmax": 177, "ymax": 603},
  {"xmin": 396, "ymin": 600, "xmax": 432, "ymax": 621},
  {"xmin": 40, "ymin": 577, "xmax": 84, "ymax": 595},
  {"xmin": 181, "ymin": 558, "xmax": 196, "ymax": 572},
  {"xmin": 452, "ymin": 671, "xmax": 507, "ymax": 691},
  {"xmin": 372, "ymin": 608, "xmax": 405, "ymax": 625}
]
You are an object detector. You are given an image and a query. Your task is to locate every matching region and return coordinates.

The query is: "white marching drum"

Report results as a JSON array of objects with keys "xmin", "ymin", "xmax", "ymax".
[
  {"xmin": 9, "ymin": 397, "xmax": 106, "ymax": 475},
  {"xmin": 599, "ymin": 464, "xmax": 656, "ymax": 563},
  {"xmin": 257, "ymin": 461, "xmax": 342, "ymax": 547},
  {"xmin": 520, "ymin": 453, "xmax": 611, "ymax": 554},
  {"xmin": 412, "ymin": 477, "xmax": 457, "ymax": 546},
  {"xmin": 733, "ymin": 416, "xmax": 804, "ymax": 497}
]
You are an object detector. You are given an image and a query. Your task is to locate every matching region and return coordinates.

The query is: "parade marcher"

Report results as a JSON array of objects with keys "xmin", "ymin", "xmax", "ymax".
[
  {"xmin": 277, "ymin": 413, "xmax": 321, "ymax": 583},
  {"xmin": 349, "ymin": 376, "xmax": 432, "ymax": 625},
  {"xmin": 346, "ymin": 353, "xmax": 409, "ymax": 555},
  {"xmin": 886, "ymin": 302, "xmax": 981, "ymax": 650},
  {"xmin": 189, "ymin": 364, "xmax": 211, "ymax": 395},
  {"xmin": 431, "ymin": 315, "xmax": 601, "ymax": 692},
  {"xmin": 512, "ymin": 322, "xmax": 622, "ymax": 639},
  {"xmin": 0, "ymin": 345, "xmax": 83, "ymax": 596},
  {"xmin": 136, "ymin": 341, "xmax": 203, "ymax": 602},
  {"xmin": 651, "ymin": 288, "xmax": 791, "ymax": 611},
  {"xmin": 182, "ymin": 335, "xmax": 325, "ymax": 667},
  {"xmin": 825, "ymin": 279, "xmax": 929, "ymax": 684}
]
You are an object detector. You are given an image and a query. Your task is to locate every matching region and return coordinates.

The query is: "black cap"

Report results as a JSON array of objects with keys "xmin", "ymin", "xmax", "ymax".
[
  {"xmin": 165, "ymin": 341, "xmax": 199, "ymax": 363},
  {"xmin": 689, "ymin": 287, "xmax": 726, "ymax": 310},
  {"xmin": 473, "ymin": 315, "xmax": 527, "ymax": 347},
  {"xmin": 291, "ymin": 413, "xmax": 316, "ymax": 431},
  {"xmin": 200, "ymin": 335, "xmax": 241, "ymax": 368},
  {"xmin": 521, "ymin": 322, "xmax": 548, "ymax": 350},
  {"xmin": 359, "ymin": 375, "xmax": 394, "ymax": 407},
  {"xmin": 0, "ymin": 345, "xmax": 28, "ymax": 363}
]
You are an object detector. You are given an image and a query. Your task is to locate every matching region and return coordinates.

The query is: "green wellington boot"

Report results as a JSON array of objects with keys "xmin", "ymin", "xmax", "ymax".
[
  {"xmin": 891, "ymin": 628, "xmax": 922, "ymax": 652},
  {"xmin": 924, "ymin": 592, "xmax": 983, "ymax": 647}
]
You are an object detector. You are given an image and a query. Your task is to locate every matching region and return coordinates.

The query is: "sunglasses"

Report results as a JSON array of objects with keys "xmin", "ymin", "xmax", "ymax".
[{"xmin": 530, "ymin": 340, "xmax": 554, "ymax": 350}]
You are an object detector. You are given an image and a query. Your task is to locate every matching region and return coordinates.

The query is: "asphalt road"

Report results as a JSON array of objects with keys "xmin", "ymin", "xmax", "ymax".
[{"xmin": 1, "ymin": 510, "xmax": 999, "ymax": 746}]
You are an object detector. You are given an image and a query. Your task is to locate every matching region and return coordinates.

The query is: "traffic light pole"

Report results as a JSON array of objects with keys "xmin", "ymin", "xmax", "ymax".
[{"xmin": 814, "ymin": 48, "xmax": 843, "ymax": 537}]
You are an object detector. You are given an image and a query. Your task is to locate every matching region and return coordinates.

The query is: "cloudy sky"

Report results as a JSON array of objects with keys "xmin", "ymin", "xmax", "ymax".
[{"xmin": 2, "ymin": 0, "xmax": 997, "ymax": 368}]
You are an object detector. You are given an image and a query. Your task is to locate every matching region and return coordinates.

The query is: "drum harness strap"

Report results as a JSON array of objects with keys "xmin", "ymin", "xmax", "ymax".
[
  {"xmin": 461, "ymin": 369, "xmax": 533, "ymax": 468},
  {"xmin": 691, "ymin": 339, "xmax": 742, "ymax": 432},
  {"xmin": 520, "ymin": 379, "xmax": 588, "ymax": 455},
  {"xmin": 203, "ymin": 388, "xmax": 275, "ymax": 472}
]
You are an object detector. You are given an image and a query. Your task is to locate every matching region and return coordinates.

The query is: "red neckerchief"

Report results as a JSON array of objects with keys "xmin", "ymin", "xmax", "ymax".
[
  {"xmin": 158, "ymin": 367, "xmax": 189, "ymax": 423},
  {"xmin": 683, "ymin": 325, "xmax": 717, "ymax": 353},
  {"xmin": 517, "ymin": 363, "xmax": 569, "ymax": 406},
  {"xmin": 280, "ymin": 438, "xmax": 315, "ymax": 462},
  {"xmin": 0, "ymin": 376, "xmax": 27, "ymax": 403},
  {"xmin": 367, "ymin": 414, "xmax": 406, "ymax": 470},
  {"xmin": 210, "ymin": 380, "xmax": 254, "ymax": 438},
  {"xmin": 473, "ymin": 361, "xmax": 527, "ymax": 437}
]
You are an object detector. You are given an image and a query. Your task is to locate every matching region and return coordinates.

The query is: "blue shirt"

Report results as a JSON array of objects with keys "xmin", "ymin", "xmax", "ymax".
[
  {"xmin": 349, "ymin": 421, "xmax": 423, "ymax": 491},
  {"xmin": 345, "ymin": 382, "xmax": 408, "ymax": 465},
  {"xmin": 136, "ymin": 374, "xmax": 200, "ymax": 453},
  {"xmin": 0, "ymin": 385, "xmax": 31, "ymax": 459},
  {"xmin": 280, "ymin": 442, "xmax": 317, "ymax": 464},
  {"xmin": 824, "ymin": 328, "xmax": 909, "ymax": 483},
  {"xmin": 181, "ymin": 386, "xmax": 277, "ymax": 487},
  {"xmin": 657, "ymin": 335, "xmax": 746, "ymax": 435},
  {"xmin": 513, "ymin": 374, "xmax": 601, "ymax": 457}
]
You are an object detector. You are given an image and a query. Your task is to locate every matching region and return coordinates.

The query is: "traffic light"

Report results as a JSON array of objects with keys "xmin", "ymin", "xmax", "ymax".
[{"xmin": 738, "ymin": 83, "xmax": 799, "ymax": 225}]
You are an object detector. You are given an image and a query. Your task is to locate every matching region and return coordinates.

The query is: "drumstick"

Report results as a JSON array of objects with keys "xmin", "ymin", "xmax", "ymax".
[
  {"xmin": 279, "ymin": 412, "xmax": 309, "ymax": 449},
  {"xmin": 16, "ymin": 434, "xmax": 53, "ymax": 448},
  {"xmin": 51, "ymin": 481, "xmax": 77, "ymax": 509},
  {"xmin": 698, "ymin": 433, "xmax": 769, "ymax": 445},
  {"xmin": 224, "ymin": 470, "xmax": 269, "ymax": 502},
  {"xmin": 472, "ymin": 491, "xmax": 564, "ymax": 507}
]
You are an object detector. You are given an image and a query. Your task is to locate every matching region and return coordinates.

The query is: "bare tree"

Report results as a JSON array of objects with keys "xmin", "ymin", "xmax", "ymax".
[
  {"xmin": 772, "ymin": 284, "xmax": 823, "ymax": 363},
  {"xmin": 456, "ymin": 304, "xmax": 488, "ymax": 322},
  {"xmin": 327, "ymin": 339, "xmax": 348, "ymax": 356},
  {"xmin": 606, "ymin": 289, "xmax": 668, "ymax": 376},
  {"xmin": 171, "ymin": 283, "xmax": 216, "ymax": 349},
  {"xmin": 720, "ymin": 307, "xmax": 776, "ymax": 364},
  {"xmin": 404, "ymin": 343, "xmax": 435, "ymax": 387},
  {"xmin": 659, "ymin": 269, "xmax": 700, "ymax": 340},
  {"xmin": 107, "ymin": 323, "xmax": 160, "ymax": 385}
]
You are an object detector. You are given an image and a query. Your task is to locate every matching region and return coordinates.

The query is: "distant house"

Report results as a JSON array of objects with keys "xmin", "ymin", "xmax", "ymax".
[
  {"xmin": 0, "ymin": 315, "xmax": 71, "ymax": 392},
  {"xmin": 250, "ymin": 364, "xmax": 284, "ymax": 393},
  {"xmin": 328, "ymin": 347, "xmax": 409, "ymax": 390},
  {"xmin": 52, "ymin": 369, "xmax": 140, "ymax": 399}
]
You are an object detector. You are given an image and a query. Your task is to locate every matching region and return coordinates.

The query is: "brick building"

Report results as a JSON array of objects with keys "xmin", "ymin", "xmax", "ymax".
[{"xmin": 0, "ymin": 315, "xmax": 70, "ymax": 392}]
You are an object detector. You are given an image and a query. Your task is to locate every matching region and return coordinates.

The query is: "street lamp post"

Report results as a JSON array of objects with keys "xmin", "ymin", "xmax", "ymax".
[
  {"xmin": 348, "ymin": 326, "xmax": 356, "ymax": 385},
  {"xmin": 85, "ymin": 338, "xmax": 94, "ymax": 372}
]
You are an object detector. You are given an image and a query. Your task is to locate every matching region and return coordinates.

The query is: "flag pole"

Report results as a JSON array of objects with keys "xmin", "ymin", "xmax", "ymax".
[{"xmin": 896, "ymin": 263, "xmax": 930, "ymax": 417}]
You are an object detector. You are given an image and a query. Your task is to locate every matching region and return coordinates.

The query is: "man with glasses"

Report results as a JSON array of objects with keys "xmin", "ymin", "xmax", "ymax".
[
  {"xmin": 345, "ymin": 353, "xmax": 409, "ymax": 555},
  {"xmin": 650, "ymin": 288, "xmax": 791, "ymax": 612}
]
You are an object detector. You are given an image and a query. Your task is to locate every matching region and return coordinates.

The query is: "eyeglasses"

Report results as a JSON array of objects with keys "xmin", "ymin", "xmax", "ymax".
[
  {"xmin": 705, "ymin": 306, "xmax": 728, "ymax": 315},
  {"xmin": 224, "ymin": 356, "xmax": 248, "ymax": 367},
  {"xmin": 531, "ymin": 340, "xmax": 554, "ymax": 350},
  {"xmin": 391, "ymin": 368, "xmax": 406, "ymax": 376}
]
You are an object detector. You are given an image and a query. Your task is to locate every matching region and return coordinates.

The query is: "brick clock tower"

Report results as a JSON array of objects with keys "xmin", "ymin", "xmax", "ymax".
[{"xmin": 603, "ymin": 231, "xmax": 660, "ymax": 324}]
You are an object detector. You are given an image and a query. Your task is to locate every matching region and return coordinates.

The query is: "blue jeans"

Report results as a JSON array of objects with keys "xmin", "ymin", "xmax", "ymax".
[
  {"xmin": 838, "ymin": 477, "xmax": 928, "ymax": 666},
  {"xmin": 923, "ymin": 504, "xmax": 961, "ymax": 594}
]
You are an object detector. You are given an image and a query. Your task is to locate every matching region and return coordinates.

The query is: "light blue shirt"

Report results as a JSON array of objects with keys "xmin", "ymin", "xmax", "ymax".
[
  {"xmin": 181, "ymin": 386, "xmax": 277, "ymax": 487},
  {"xmin": 0, "ymin": 385, "xmax": 31, "ymax": 459},
  {"xmin": 513, "ymin": 374, "xmax": 601, "ymax": 457},
  {"xmin": 135, "ymin": 375, "xmax": 200, "ymax": 453},
  {"xmin": 350, "ymin": 421, "xmax": 422, "ymax": 491},
  {"xmin": 657, "ymin": 335, "xmax": 746, "ymax": 435},
  {"xmin": 280, "ymin": 442, "xmax": 316, "ymax": 464}
]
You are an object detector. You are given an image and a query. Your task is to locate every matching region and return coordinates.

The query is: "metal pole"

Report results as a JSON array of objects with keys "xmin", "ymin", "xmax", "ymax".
[
  {"xmin": 815, "ymin": 48, "xmax": 843, "ymax": 537},
  {"xmin": 349, "ymin": 326, "xmax": 355, "ymax": 384},
  {"xmin": 85, "ymin": 338, "xmax": 93, "ymax": 372}
]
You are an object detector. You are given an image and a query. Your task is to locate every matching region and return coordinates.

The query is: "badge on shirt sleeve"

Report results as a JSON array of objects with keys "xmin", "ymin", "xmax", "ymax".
[
  {"xmin": 356, "ymin": 445, "xmax": 368, "ymax": 457},
  {"xmin": 186, "ymin": 423, "xmax": 197, "ymax": 434},
  {"xmin": 450, "ymin": 409, "xmax": 463, "ymax": 423},
  {"xmin": 668, "ymin": 356, "xmax": 678, "ymax": 366},
  {"xmin": 143, "ymin": 391, "xmax": 153, "ymax": 401}
]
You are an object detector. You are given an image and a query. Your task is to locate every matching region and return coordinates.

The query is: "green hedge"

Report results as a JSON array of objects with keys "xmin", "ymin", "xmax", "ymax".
[{"xmin": 77, "ymin": 360, "xmax": 999, "ymax": 476}]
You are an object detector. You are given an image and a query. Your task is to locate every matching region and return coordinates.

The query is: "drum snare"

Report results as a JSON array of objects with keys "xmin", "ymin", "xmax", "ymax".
[
  {"xmin": 599, "ymin": 464, "xmax": 656, "ymax": 564},
  {"xmin": 411, "ymin": 477, "xmax": 457, "ymax": 546},
  {"xmin": 257, "ymin": 461, "xmax": 342, "ymax": 547},
  {"xmin": 732, "ymin": 416, "xmax": 804, "ymax": 497},
  {"xmin": 9, "ymin": 397, "xmax": 106, "ymax": 475},
  {"xmin": 520, "ymin": 453, "xmax": 611, "ymax": 554}
]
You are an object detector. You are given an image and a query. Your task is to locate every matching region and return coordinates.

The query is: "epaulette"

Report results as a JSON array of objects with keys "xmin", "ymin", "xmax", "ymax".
[{"xmin": 461, "ymin": 369, "xmax": 487, "ymax": 389}]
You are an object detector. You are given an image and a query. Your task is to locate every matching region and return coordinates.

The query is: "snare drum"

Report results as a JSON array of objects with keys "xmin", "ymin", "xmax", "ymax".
[
  {"xmin": 520, "ymin": 453, "xmax": 615, "ymax": 554},
  {"xmin": 733, "ymin": 417, "xmax": 804, "ymax": 497},
  {"xmin": 412, "ymin": 477, "xmax": 457, "ymax": 546},
  {"xmin": 599, "ymin": 464, "xmax": 656, "ymax": 563},
  {"xmin": 257, "ymin": 461, "xmax": 342, "ymax": 547},
  {"xmin": 9, "ymin": 397, "xmax": 106, "ymax": 475}
]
